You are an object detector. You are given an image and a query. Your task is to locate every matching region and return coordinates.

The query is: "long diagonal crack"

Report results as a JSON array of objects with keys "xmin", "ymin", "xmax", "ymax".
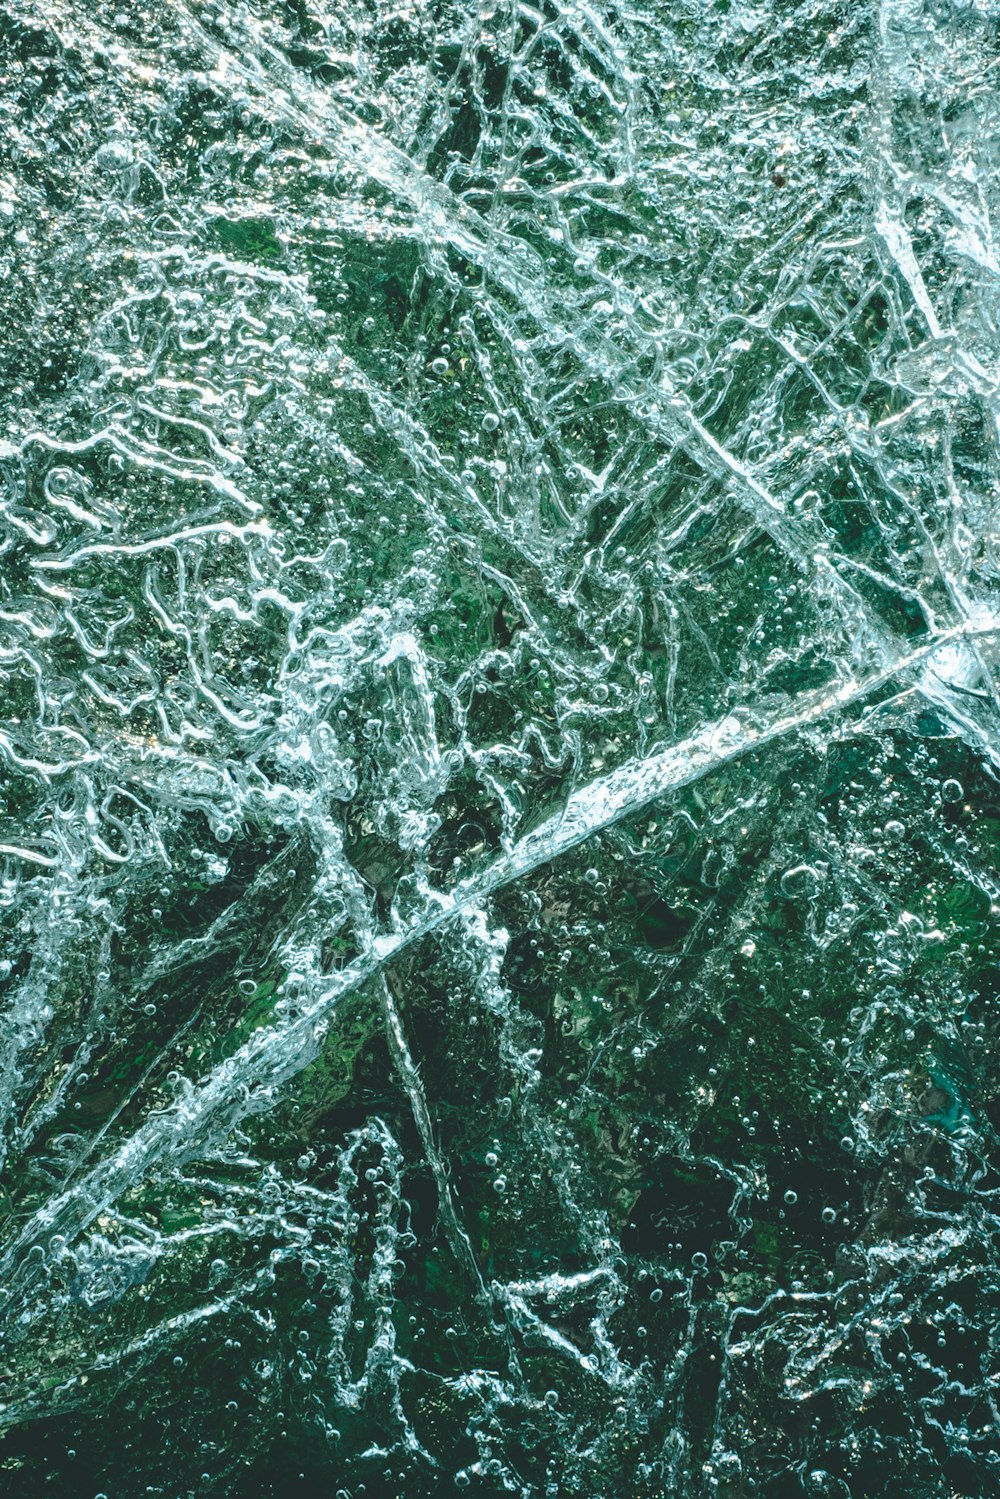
[{"xmin": 1, "ymin": 619, "xmax": 992, "ymax": 1322}]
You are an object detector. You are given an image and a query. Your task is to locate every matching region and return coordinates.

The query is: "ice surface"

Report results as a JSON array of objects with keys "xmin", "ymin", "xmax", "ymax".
[{"xmin": 0, "ymin": 0, "xmax": 999, "ymax": 1493}]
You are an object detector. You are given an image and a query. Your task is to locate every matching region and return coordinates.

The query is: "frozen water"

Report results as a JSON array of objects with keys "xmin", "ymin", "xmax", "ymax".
[{"xmin": 0, "ymin": 0, "xmax": 999, "ymax": 1493}]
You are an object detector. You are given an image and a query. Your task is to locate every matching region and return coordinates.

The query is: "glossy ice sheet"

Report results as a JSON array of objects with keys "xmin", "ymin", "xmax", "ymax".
[{"xmin": 0, "ymin": 0, "xmax": 999, "ymax": 1493}]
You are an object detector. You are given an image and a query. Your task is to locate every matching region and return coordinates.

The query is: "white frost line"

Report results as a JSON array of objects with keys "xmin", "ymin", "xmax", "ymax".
[
  {"xmin": 30, "ymin": 520, "xmax": 271, "ymax": 571},
  {"xmin": 0, "ymin": 844, "xmax": 59, "ymax": 869}
]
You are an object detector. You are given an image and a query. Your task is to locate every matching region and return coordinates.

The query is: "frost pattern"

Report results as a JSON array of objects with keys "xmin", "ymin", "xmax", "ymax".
[{"xmin": 0, "ymin": 0, "xmax": 999, "ymax": 1493}]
